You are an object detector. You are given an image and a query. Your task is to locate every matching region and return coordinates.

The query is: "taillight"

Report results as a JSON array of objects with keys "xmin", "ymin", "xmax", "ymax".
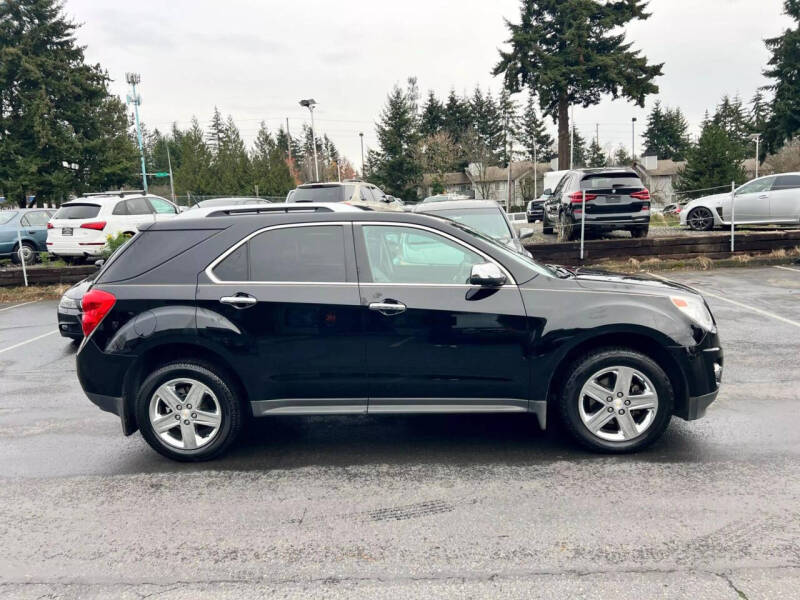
[
  {"xmin": 630, "ymin": 189, "xmax": 650, "ymax": 200},
  {"xmin": 47, "ymin": 222, "xmax": 54, "ymax": 229},
  {"xmin": 81, "ymin": 289, "xmax": 116, "ymax": 336},
  {"xmin": 569, "ymin": 191, "xmax": 597, "ymax": 203},
  {"xmin": 80, "ymin": 221, "xmax": 107, "ymax": 231}
]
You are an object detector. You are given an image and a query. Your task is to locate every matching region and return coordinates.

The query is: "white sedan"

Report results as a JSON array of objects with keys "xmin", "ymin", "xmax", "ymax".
[{"xmin": 680, "ymin": 172, "xmax": 800, "ymax": 231}]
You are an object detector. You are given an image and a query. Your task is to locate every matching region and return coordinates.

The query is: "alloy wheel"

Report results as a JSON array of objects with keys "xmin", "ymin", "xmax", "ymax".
[
  {"xmin": 687, "ymin": 207, "xmax": 714, "ymax": 231},
  {"xmin": 578, "ymin": 366, "xmax": 659, "ymax": 442},
  {"xmin": 148, "ymin": 378, "xmax": 222, "ymax": 450}
]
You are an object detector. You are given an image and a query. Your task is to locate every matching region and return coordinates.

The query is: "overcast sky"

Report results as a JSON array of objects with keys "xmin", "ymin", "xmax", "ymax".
[{"xmin": 65, "ymin": 0, "xmax": 792, "ymax": 169}]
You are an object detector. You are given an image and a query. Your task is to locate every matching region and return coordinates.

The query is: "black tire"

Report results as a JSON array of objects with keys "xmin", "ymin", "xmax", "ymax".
[
  {"xmin": 527, "ymin": 217, "xmax": 534, "ymax": 223},
  {"xmin": 136, "ymin": 360, "xmax": 243, "ymax": 461},
  {"xmin": 557, "ymin": 347, "xmax": 673, "ymax": 453},
  {"xmin": 542, "ymin": 213, "xmax": 554, "ymax": 235},
  {"xmin": 686, "ymin": 207, "xmax": 715, "ymax": 231},
  {"xmin": 11, "ymin": 241, "xmax": 37, "ymax": 265},
  {"xmin": 630, "ymin": 226, "xmax": 649, "ymax": 238},
  {"xmin": 557, "ymin": 213, "xmax": 576, "ymax": 242}
]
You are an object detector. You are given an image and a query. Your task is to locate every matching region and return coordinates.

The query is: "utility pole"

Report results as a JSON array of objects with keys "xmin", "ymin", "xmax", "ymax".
[
  {"xmin": 299, "ymin": 99, "xmax": 319, "ymax": 181},
  {"xmin": 533, "ymin": 142, "xmax": 538, "ymax": 199},
  {"xmin": 359, "ymin": 132, "xmax": 365, "ymax": 177},
  {"xmin": 126, "ymin": 72, "xmax": 148, "ymax": 193},
  {"xmin": 749, "ymin": 133, "xmax": 762, "ymax": 178},
  {"xmin": 285, "ymin": 117, "xmax": 292, "ymax": 161},
  {"xmin": 596, "ymin": 123, "xmax": 599, "ymax": 145},
  {"xmin": 166, "ymin": 144, "xmax": 176, "ymax": 203},
  {"xmin": 631, "ymin": 117, "xmax": 637, "ymax": 164},
  {"xmin": 570, "ymin": 106, "xmax": 574, "ymax": 170}
]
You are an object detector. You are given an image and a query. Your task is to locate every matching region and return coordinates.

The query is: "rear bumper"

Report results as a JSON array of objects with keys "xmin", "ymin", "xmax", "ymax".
[{"xmin": 77, "ymin": 337, "xmax": 137, "ymax": 434}]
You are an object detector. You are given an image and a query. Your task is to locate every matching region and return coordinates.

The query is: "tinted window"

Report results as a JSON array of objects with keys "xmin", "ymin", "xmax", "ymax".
[
  {"xmin": 293, "ymin": 186, "xmax": 345, "ymax": 203},
  {"xmin": 362, "ymin": 225, "xmax": 484, "ymax": 284},
  {"xmin": 20, "ymin": 211, "xmax": 51, "ymax": 226},
  {"xmin": 112, "ymin": 201, "xmax": 129, "ymax": 215},
  {"xmin": 580, "ymin": 173, "xmax": 643, "ymax": 190},
  {"xmin": 53, "ymin": 204, "xmax": 100, "ymax": 219},
  {"xmin": 426, "ymin": 207, "xmax": 513, "ymax": 242},
  {"xmin": 736, "ymin": 177, "xmax": 775, "ymax": 195},
  {"xmin": 249, "ymin": 225, "xmax": 346, "ymax": 282},
  {"xmin": 149, "ymin": 197, "xmax": 177, "ymax": 214},
  {"xmin": 126, "ymin": 197, "xmax": 152, "ymax": 215},
  {"xmin": 773, "ymin": 175, "xmax": 800, "ymax": 190},
  {"xmin": 213, "ymin": 244, "xmax": 248, "ymax": 281},
  {"xmin": 552, "ymin": 174, "xmax": 570, "ymax": 196},
  {"xmin": 370, "ymin": 187, "xmax": 385, "ymax": 202}
]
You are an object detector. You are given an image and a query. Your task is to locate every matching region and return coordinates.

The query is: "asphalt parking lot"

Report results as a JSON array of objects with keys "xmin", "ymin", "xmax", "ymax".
[{"xmin": 1, "ymin": 265, "xmax": 799, "ymax": 599}]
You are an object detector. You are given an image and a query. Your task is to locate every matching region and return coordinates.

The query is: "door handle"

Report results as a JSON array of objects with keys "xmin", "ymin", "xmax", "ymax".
[
  {"xmin": 220, "ymin": 295, "xmax": 257, "ymax": 308},
  {"xmin": 758, "ymin": 194, "xmax": 769, "ymax": 199},
  {"xmin": 368, "ymin": 301, "xmax": 406, "ymax": 316}
]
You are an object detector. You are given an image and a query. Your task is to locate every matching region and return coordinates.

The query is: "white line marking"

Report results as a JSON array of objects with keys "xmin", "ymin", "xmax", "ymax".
[
  {"xmin": 0, "ymin": 330, "xmax": 59, "ymax": 354},
  {"xmin": 774, "ymin": 265, "xmax": 800, "ymax": 273},
  {"xmin": 0, "ymin": 300, "xmax": 39, "ymax": 312},
  {"xmin": 648, "ymin": 271, "xmax": 800, "ymax": 330}
]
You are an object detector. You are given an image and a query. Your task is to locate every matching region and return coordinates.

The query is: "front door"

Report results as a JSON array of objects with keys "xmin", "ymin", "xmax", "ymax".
[
  {"xmin": 196, "ymin": 223, "xmax": 367, "ymax": 415},
  {"xmin": 725, "ymin": 176, "xmax": 775, "ymax": 223},
  {"xmin": 354, "ymin": 223, "xmax": 529, "ymax": 413}
]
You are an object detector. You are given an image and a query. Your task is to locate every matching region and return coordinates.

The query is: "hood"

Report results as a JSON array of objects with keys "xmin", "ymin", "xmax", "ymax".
[{"xmin": 568, "ymin": 267, "xmax": 701, "ymax": 297}]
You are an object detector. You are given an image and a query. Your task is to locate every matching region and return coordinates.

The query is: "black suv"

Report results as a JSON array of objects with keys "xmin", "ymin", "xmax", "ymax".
[
  {"xmin": 542, "ymin": 168, "xmax": 651, "ymax": 240},
  {"xmin": 76, "ymin": 208, "xmax": 722, "ymax": 461}
]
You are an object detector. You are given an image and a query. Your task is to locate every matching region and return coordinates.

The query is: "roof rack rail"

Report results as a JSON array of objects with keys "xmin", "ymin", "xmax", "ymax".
[
  {"xmin": 82, "ymin": 189, "xmax": 145, "ymax": 197},
  {"xmin": 206, "ymin": 205, "xmax": 340, "ymax": 217}
]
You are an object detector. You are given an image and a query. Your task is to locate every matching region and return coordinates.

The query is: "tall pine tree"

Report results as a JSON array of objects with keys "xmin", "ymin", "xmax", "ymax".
[
  {"xmin": 675, "ymin": 122, "xmax": 747, "ymax": 199},
  {"xmin": 642, "ymin": 101, "xmax": 691, "ymax": 160},
  {"xmin": 518, "ymin": 91, "xmax": 554, "ymax": 163},
  {"xmin": 419, "ymin": 91, "xmax": 446, "ymax": 137},
  {"xmin": 763, "ymin": 0, "xmax": 800, "ymax": 153}
]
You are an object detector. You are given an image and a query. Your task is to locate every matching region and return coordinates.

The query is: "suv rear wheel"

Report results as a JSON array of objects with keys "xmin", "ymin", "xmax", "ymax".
[
  {"xmin": 136, "ymin": 360, "xmax": 243, "ymax": 461},
  {"xmin": 630, "ymin": 226, "xmax": 649, "ymax": 238},
  {"xmin": 542, "ymin": 212, "xmax": 554, "ymax": 235},
  {"xmin": 557, "ymin": 213, "xmax": 577, "ymax": 242},
  {"xmin": 557, "ymin": 348, "xmax": 673, "ymax": 453}
]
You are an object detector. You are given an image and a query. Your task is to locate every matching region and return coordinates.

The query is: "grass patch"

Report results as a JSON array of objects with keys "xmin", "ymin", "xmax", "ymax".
[{"xmin": 0, "ymin": 284, "xmax": 71, "ymax": 303}]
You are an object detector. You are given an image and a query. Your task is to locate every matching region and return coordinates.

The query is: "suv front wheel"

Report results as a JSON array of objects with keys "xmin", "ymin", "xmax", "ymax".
[
  {"xmin": 136, "ymin": 360, "xmax": 243, "ymax": 461},
  {"xmin": 558, "ymin": 348, "xmax": 673, "ymax": 453}
]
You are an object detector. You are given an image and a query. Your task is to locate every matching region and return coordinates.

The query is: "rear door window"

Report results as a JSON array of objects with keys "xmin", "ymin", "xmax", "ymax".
[
  {"xmin": 125, "ymin": 197, "xmax": 153, "ymax": 215},
  {"xmin": 20, "ymin": 211, "xmax": 51, "ymax": 226},
  {"xmin": 53, "ymin": 204, "xmax": 100, "ymax": 219},
  {"xmin": 112, "ymin": 201, "xmax": 129, "ymax": 215},
  {"xmin": 772, "ymin": 175, "xmax": 800, "ymax": 191}
]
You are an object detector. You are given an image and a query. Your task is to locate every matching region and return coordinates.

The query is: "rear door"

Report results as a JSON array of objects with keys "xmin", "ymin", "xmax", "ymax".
[
  {"xmin": 769, "ymin": 174, "xmax": 800, "ymax": 222},
  {"xmin": 148, "ymin": 196, "xmax": 180, "ymax": 222},
  {"xmin": 19, "ymin": 210, "xmax": 52, "ymax": 250},
  {"xmin": 353, "ymin": 222, "xmax": 529, "ymax": 412},
  {"xmin": 118, "ymin": 197, "xmax": 155, "ymax": 233},
  {"xmin": 196, "ymin": 222, "xmax": 367, "ymax": 415}
]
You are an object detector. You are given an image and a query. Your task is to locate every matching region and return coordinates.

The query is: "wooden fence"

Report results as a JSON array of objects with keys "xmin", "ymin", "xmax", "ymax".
[{"xmin": 0, "ymin": 265, "xmax": 96, "ymax": 287}]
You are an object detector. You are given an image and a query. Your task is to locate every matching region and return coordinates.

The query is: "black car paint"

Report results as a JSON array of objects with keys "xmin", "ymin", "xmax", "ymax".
[
  {"xmin": 76, "ymin": 211, "xmax": 721, "ymax": 436},
  {"xmin": 57, "ymin": 275, "xmax": 94, "ymax": 339}
]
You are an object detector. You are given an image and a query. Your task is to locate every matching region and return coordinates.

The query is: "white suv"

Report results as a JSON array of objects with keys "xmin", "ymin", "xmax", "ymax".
[{"xmin": 47, "ymin": 191, "xmax": 180, "ymax": 258}]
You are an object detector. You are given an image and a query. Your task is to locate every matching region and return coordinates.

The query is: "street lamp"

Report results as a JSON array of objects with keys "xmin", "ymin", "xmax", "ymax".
[
  {"xmin": 749, "ymin": 133, "xmax": 762, "ymax": 178},
  {"xmin": 299, "ymin": 98, "xmax": 319, "ymax": 182},
  {"xmin": 126, "ymin": 72, "xmax": 148, "ymax": 193},
  {"xmin": 359, "ymin": 132, "xmax": 365, "ymax": 177},
  {"xmin": 631, "ymin": 117, "xmax": 637, "ymax": 164}
]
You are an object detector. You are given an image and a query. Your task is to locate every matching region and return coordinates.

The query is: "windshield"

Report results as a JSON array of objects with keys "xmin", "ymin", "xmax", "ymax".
[
  {"xmin": 53, "ymin": 203, "xmax": 101, "ymax": 219},
  {"xmin": 428, "ymin": 207, "xmax": 513, "ymax": 243},
  {"xmin": 445, "ymin": 220, "xmax": 555, "ymax": 278},
  {"xmin": 293, "ymin": 186, "xmax": 346, "ymax": 203},
  {"xmin": 0, "ymin": 212, "xmax": 18, "ymax": 225}
]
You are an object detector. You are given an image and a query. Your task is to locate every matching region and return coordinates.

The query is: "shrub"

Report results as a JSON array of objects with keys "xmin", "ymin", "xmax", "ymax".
[{"xmin": 102, "ymin": 232, "xmax": 131, "ymax": 259}]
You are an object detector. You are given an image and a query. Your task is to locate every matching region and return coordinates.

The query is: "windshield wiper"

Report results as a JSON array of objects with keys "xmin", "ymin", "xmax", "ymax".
[{"xmin": 546, "ymin": 264, "xmax": 576, "ymax": 278}]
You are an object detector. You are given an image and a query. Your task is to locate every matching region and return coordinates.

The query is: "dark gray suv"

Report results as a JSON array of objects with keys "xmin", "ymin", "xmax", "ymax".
[{"xmin": 542, "ymin": 168, "xmax": 651, "ymax": 240}]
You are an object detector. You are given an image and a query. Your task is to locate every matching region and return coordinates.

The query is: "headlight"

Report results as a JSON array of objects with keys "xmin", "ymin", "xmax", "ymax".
[
  {"xmin": 59, "ymin": 295, "xmax": 79, "ymax": 310},
  {"xmin": 670, "ymin": 295, "xmax": 714, "ymax": 331}
]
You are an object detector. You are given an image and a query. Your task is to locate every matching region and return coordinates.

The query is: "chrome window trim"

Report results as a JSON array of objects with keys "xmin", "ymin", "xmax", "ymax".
[
  {"xmin": 206, "ymin": 220, "xmax": 517, "ymax": 286},
  {"xmin": 357, "ymin": 221, "xmax": 517, "ymax": 286}
]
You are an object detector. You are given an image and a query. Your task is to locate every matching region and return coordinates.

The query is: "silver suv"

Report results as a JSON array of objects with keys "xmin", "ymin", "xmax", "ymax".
[{"xmin": 290, "ymin": 181, "xmax": 404, "ymax": 211}]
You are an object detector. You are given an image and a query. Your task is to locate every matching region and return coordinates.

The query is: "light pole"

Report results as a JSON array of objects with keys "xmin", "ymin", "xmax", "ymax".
[
  {"xmin": 749, "ymin": 133, "xmax": 762, "ymax": 178},
  {"xmin": 359, "ymin": 132, "xmax": 365, "ymax": 177},
  {"xmin": 631, "ymin": 117, "xmax": 637, "ymax": 164},
  {"xmin": 126, "ymin": 72, "xmax": 148, "ymax": 193},
  {"xmin": 299, "ymin": 99, "xmax": 319, "ymax": 181}
]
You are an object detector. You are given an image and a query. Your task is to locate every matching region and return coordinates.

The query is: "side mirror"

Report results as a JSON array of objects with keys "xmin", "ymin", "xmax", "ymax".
[
  {"xmin": 519, "ymin": 228, "xmax": 534, "ymax": 240},
  {"xmin": 383, "ymin": 195, "xmax": 394, "ymax": 203},
  {"xmin": 542, "ymin": 188, "xmax": 552, "ymax": 195},
  {"xmin": 469, "ymin": 262, "xmax": 507, "ymax": 287},
  {"xmin": 94, "ymin": 259, "xmax": 105, "ymax": 270}
]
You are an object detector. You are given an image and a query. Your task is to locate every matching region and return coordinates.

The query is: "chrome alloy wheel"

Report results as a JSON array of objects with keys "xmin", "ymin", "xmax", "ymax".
[
  {"xmin": 687, "ymin": 207, "xmax": 714, "ymax": 231},
  {"xmin": 578, "ymin": 366, "xmax": 659, "ymax": 442},
  {"xmin": 148, "ymin": 378, "xmax": 222, "ymax": 450}
]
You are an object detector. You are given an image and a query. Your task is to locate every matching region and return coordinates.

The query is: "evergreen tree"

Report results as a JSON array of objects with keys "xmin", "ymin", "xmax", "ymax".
[
  {"xmin": 368, "ymin": 82, "xmax": 422, "ymax": 199},
  {"xmin": 497, "ymin": 88, "xmax": 520, "ymax": 166},
  {"xmin": 749, "ymin": 90, "xmax": 770, "ymax": 134},
  {"xmin": 518, "ymin": 91, "xmax": 554, "ymax": 163},
  {"xmin": 612, "ymin": 144, "xmax": 632, "ymax": 166},
  {"xmin": 174, "ymin": 118, "xmax": 213, "ymax": 196},
  {"xmin": 0, "ymin": 0, "xmax": 139, "ymax": 204},
  {"xmin": 712, "ymin": 94, "xmax": 751, "ymax": 152},
  {"xmin": 763, "ymin": 0, "xmax": 800, "ymax": 153},
  {"xmin": 443, "ymin": 89, "xmax": 472, "ymax": 144},
  {"xmin": 419, "ymin": 91, "xmax": 446, "ymax": 137},
  {"xmin": 571, "ymin": 128, "xmax": 587, "ymax": 167},
  {"xmin": 642, "ymin": 101, "xmax": 691, "ymax": 160},
  {"xmin": 214, "ymin": 115, "xmax": 251, "ymax": 194},
  {"xmin": 586, "ymin": 137, "xmax": 606, "ymax": 167},
  {"xmin": 469, "ymin": 86, "xmax": 503, "ymax": 162},
  {"xmin": 675, "ymin": 123, "xmax": 747, "ymax": 199},
  {"xmin": 494, "ymin": 0, "xmax": 662, "ymax": 169},
  {"xmin": 207, "ymin": 107, "xmax": 225, "ymax": 155},
  {"xmin": 251, "ymin": 121, "xmax": 294, "ymax": 196}
]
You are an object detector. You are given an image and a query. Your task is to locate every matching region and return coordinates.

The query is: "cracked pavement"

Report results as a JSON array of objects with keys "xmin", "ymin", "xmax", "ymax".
[{"xmin": 0, "ymin": 265, "xmax": 799, "ymax": 599}]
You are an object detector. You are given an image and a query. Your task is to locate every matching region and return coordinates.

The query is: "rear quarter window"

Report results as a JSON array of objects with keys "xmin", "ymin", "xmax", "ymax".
[
  {"xmin": 293, "ymin": 186, "xmax": 345, "ymax": 203},
  {"xmin": 54, "ymin": 204, "xmax": 101, "ymax": 219}
]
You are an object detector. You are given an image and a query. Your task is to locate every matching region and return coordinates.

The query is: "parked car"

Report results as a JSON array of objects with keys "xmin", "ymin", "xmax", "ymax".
[
  {"xmin": 526, "ymin": 191, "xmax": 552, "ymax": 223},
  {"xmin": 680, "ymin": 173, "xmax": 800, "ymax": 231},
  {"xmin": 0, "ymin": 208, "xmax": 55, "ymax": 264},
  {"xmin": 290, "ymin": 181, "xmax": 403, "ymax": 211},
  {"xmin": 47, "ymin": 191, "xmax": 180, "ymax": 260},
  {"xmin": 57, "ymin": 274, "xmax": 95, "ymax": 340},
  {"xmin": 542, "ymin": 168, "xmax": 651, "ymax": 240},
  {"xmin": 76, "ymin": 209, "xmax": 722, "ymax": 461},
  {"xmin": 186, "ymin": 198, "xmax": 271, "ymax": 210},
  {"xmin": 412, "ymin": 199, "xmax": 533, "ymax": 256},
  {"xmin": 421, "ymin": 193, "xmax": 472, "ymax": 204},
  {"xmin": 661, "ymin": 203, "xmax": 681, "ymax": 216}
]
